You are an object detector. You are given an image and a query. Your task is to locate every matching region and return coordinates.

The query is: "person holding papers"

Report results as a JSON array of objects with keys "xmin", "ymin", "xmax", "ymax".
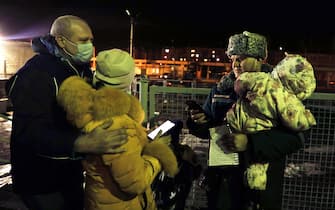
[{"xmin": 186, "ymin": 31, "xmax": 304, "ymax": 210}]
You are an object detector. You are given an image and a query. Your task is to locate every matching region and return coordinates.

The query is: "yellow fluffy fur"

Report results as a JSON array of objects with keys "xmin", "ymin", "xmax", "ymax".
[
  {"xmin": 142, "ymin": 141, "xmax": 179, "ymax": 177},
  {"xmin": 57, "ymin": 76, "xmax": 94, "ymax": 128},
  {"xmin": 57, "ymin": 75, "xmax": 178, "ymax": 176}
]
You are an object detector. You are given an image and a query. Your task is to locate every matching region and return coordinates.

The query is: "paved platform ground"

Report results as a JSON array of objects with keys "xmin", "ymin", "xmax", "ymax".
[{"xmin": 0, "ymin": 183, "xmax": 27, "ymax": 210}]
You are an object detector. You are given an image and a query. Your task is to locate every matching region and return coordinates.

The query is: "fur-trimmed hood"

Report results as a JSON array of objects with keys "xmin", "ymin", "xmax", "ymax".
[{"xmin": 57, "ymin": 75, "xmax": 145, "ymax": 128}]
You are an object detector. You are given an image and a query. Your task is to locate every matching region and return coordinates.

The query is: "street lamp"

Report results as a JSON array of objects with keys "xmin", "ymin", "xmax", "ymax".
[{"xmin": 125, "ymin": 9, "xmax": 134, "ymax": 57}]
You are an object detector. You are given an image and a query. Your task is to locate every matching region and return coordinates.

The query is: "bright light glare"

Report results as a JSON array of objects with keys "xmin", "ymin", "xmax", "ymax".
[
  {"xmin": 0, "ymin": 40, "xmax": 4, "ymax": 60},
  {"xmin": 0, "ymin": 39, "xmax": 5, "ymax": 75},
  {"xmin": 135, "ymin": 66, "xmax": 141, "ymax": 75}
]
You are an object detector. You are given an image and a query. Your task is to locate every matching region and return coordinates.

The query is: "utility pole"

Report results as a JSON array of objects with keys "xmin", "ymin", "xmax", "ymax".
[{"xmin": 126, "ymin": 9, "xmax": 134, "ymax": 57}]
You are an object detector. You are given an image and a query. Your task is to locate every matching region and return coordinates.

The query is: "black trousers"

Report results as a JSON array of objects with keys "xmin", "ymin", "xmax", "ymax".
[{"xmin": 205, "ymin": 166, "xmax": 247, "ymax": 210}]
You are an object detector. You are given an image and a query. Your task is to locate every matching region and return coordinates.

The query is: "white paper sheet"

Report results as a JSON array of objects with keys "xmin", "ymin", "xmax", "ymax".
[{"xmin": 208, "ymin": 125, "xmax": 239, "ymax": 166}]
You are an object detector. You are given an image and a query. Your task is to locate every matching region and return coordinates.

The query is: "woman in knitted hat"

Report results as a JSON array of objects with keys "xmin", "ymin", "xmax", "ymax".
[
  {"xmin": 57, "ymin": 49, "xmax": 178, "ymax": 210},
  {"xmin": 187, "ymin": 31, "xmax": 305, "ymax": 210}
]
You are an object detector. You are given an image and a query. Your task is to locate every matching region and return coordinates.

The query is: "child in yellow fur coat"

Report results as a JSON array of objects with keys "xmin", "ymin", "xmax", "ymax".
[{"xmin": 57, "ymin": 49, "xmax": 178, "ymax": 210}]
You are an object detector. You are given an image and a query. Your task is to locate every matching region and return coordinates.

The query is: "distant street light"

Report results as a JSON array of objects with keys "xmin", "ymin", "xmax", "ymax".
[{"xmin": 125, "ymin": 9, "xmax": 134, "ymax": 57}]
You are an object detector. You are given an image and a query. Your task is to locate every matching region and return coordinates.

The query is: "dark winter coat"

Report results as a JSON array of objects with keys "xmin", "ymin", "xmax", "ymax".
[
  {"xmin": 187, "ymin": 71, "xmax": 237, "ymax": 139},
  {"xmin": 5, "ymin": 36, "xmax": 93, "ymax": 194}
]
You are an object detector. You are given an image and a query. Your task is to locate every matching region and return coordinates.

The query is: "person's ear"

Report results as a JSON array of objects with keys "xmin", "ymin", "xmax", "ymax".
[{"xmin": 55, "ymin": 36, "xmax": 65, "ymax": 48}]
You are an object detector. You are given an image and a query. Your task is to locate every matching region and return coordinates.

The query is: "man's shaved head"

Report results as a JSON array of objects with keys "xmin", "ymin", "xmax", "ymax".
[{"xmin": 50, "ymin": 15, "xmax": 90, "ymax": 38}]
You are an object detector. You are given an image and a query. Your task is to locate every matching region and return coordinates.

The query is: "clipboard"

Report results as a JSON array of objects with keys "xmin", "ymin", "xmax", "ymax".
[{"xmin": 208, "ymin": 124, "xmax": 239, "ymax": 166}]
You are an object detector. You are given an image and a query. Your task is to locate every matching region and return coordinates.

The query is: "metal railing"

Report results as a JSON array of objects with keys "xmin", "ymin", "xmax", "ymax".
[{"xmin": 139, "ymin": 79, "xmax": 335, "ymax": 209}]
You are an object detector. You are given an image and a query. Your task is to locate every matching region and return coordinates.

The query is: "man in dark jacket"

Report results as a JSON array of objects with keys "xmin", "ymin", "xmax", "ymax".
[
  {"xmin": 5, "ymin": 15, "xmax": 129, "ymax": 210},
  {"xmin": 187, "ymin": 31, "xmax": 303, "ymax": 210}
]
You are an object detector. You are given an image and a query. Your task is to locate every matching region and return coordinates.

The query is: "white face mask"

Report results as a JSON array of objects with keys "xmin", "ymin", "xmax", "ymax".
[{"xmin": 62, "ymin": 37, "xmax": 94, "ymax": 64}]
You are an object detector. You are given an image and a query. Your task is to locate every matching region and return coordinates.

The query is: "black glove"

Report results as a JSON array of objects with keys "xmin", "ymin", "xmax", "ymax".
[{"xmin": 185, "ymin": 100, "xmax": 203, "ymax": 116}]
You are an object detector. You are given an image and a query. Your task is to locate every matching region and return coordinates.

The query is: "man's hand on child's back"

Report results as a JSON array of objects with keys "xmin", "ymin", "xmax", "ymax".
[{"xmin": 74, "ymin": 120, "xmax": 130, "ymax": 154}]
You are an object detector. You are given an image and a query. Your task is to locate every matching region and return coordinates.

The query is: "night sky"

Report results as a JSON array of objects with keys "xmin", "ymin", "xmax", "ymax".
[{"xmin": 1, "ymin": 0, "xmax": 335, "ymax": 54}]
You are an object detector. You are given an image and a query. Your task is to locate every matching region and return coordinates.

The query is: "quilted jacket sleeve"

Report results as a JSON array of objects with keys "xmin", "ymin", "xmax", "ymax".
[
  {"xmin": 273, "ymin": 87, "xmax": 316, "ymax": 131},
  {"xmin": 227, "ymin": 72, "xmax": 276, "ymax": 133}
]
